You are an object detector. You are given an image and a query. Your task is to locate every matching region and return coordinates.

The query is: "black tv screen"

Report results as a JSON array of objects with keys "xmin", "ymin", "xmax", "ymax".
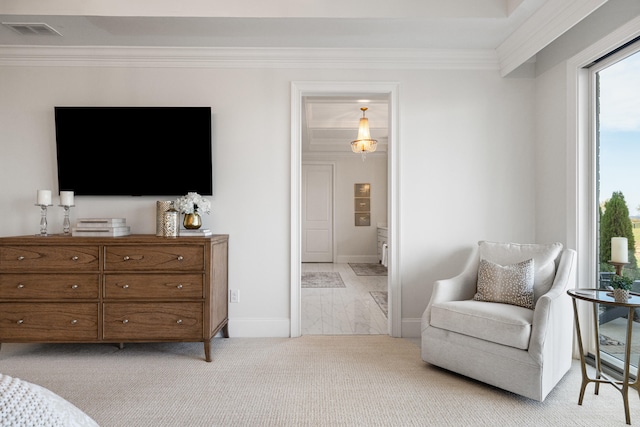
[{"xmin": 55, "ymin": 106, "xmax": 213, "ymax": 196}]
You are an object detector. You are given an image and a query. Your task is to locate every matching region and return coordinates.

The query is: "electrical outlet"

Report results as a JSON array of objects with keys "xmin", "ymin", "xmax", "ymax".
[{"xmin": 229, "ymin": 289, "xmax": 240, "ymax": 303}]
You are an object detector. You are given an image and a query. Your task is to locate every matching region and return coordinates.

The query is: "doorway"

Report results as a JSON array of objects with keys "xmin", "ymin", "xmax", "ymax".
[{"xmin": 290, "ymin": 81, "xmax": 401, "ymax": 338}]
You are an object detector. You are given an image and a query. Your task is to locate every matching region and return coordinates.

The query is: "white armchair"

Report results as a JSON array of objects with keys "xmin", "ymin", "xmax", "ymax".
[{"xmin": 421, "ymin": 241, "xmax": 577, "ymax": 401}]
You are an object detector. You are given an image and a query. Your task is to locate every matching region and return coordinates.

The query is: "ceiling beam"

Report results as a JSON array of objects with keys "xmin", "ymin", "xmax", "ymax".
[{"xmin": 497, "ymin": 0, "xmax": 609, "ymax": 76}]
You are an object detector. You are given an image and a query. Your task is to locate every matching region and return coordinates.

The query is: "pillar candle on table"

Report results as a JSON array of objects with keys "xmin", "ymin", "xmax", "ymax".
[
  {"xmin": 37, "ymin": 190, "xmax": 51, "ymax": 205},
  {"xmin": 60, "ymin": 191, "xmax": 74, "ymax": 206},
  {"xmin": 611, "ymin": 237, "xmax": 628, "ymax": 263}
]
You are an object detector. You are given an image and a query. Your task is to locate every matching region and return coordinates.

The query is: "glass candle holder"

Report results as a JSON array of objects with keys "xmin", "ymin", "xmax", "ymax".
[
  {"xmin": 59, "ymin": 204, "xmax": 75, "ymax": 235},
  {"xmin": 35, "ymin": 203, "xmax": 53, "ymax": 236}
]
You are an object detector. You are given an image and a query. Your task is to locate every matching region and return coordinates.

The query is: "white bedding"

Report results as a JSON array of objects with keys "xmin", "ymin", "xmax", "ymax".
[{"xmin": 0, "ymin": 373, "xmax": 99, "ymax": 427}]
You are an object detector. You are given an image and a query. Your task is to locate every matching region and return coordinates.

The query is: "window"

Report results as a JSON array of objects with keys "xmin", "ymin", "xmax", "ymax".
[{"xmin": 592, "ymin": 44, "xmax": 640, "ymax": 372}]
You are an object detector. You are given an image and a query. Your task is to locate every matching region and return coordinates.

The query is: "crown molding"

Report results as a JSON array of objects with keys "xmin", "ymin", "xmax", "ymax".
[
  {"xmin": 0, "ymin": 45, "xmax": 499, "ymax": 70},
  {"xmin": 497, "ymin": 0, "xmax": 608, "ymax": 76}
]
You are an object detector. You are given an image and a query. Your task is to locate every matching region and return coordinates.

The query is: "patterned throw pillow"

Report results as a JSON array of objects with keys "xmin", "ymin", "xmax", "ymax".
[
  {"xmin": 477, "ymin": 241, "xmax": 562, "ymax": 304},
  {"xmin": 473, "ymin": 258, "xmax": 535, "ymax": 309}
]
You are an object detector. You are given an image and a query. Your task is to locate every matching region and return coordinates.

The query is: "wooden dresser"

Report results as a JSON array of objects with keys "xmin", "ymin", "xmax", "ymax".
[{"xmin": 0, "ymin": 234, "xmax": 228, "ymax": 362}]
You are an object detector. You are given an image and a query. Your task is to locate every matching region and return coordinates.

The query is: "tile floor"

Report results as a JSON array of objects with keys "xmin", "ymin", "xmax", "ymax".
[{"xmin": 301, "ymin": 262, "xmax": 388, "ymax": 335}]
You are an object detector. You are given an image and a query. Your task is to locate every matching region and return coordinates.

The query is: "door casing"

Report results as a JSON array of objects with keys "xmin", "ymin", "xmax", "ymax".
[{"xmin": 290, "ymin": 81, "xmax": 401, "ymax": 337}]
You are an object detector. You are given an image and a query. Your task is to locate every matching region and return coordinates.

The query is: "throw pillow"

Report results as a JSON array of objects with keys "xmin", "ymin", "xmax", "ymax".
[
  {"xmin": 474, "ymin": 258, "xmax": 535, "ymax": 309},
  {"xmin": 0, "ymin": 373, "xmax": 100, "ymax": 427},
  {"xmin": 478, "ymin": 241, "xmax": 563, "ymax": 304}
]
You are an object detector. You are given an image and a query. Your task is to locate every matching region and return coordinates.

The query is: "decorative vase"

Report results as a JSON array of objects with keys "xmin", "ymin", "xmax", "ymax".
[
  {"xmin": 156, "ymin": 201, "xmax": 173, "ymax": 236},
  {"xmin": 183, "ymin": 213, "xmax": 202, "ymax": 229},
  {"xmin": 163, "ymin": 207, "xmax": 179, "ymax": 237},
  {"xmin": 613, "ymin": 288, "xmax": 630, "ymax": 303}
]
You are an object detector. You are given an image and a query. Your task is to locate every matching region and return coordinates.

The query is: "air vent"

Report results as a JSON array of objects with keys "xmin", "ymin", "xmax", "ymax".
[{"xmin": 2, "ymin": 22, "xmax": 62, "ymax": 36}]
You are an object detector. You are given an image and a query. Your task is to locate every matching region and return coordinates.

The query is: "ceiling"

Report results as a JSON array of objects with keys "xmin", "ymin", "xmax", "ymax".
[
  {"xmin": 0, "ymin": 1, "xmax": 548, "ymax": 50},
  {"xmin": 302, "ymin": 96, "xmax": 389, "ymax": 156},
  {"xmin": 0, "ymin": 0, "xmax": 604, "ymax": 155}
]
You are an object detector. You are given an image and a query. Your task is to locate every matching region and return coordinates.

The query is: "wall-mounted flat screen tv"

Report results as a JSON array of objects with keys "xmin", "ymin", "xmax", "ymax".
[{"xmin": 55, "ymin": 106, "xmax": 213, "ymax": 196}]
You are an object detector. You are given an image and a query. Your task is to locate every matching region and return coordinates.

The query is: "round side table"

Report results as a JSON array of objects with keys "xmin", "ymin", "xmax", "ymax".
[{"xmin": 567, "ymin": 288, "xmax": 640, "ymax": 425}]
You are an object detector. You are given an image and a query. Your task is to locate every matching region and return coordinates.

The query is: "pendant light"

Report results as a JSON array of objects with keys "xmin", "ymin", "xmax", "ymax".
[{"xmin": 351, "ymin": 107, "xmax": 377, "ymax": 160}]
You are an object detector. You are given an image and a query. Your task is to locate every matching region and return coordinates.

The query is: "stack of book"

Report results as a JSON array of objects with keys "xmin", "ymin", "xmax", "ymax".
[
  {"xmin": 180, "ymin": 228, "xmax": 213, "ymax": 237},
  {"xmin": 71, "ymin": 218, "xmax": 131, "ymax": 237}
]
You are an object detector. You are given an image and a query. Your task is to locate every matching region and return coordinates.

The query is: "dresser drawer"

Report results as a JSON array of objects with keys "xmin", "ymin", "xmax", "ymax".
[
  {"xmin": 0, "ymin": 246, "xmax": 99, "ymax": 271},
  {"xmin": 104, "ymin": 246, "xmax": 204, "ymax": 271},
  {"xmin": 103, "ymin": 302, "xmax": 203, "ymax": 340},
  {"xmin": 0, "ymin": 274, "xmax": 100, "ymax": 299},
  {"xmin": 0, "ymin": 303, "xmax": 98, "ymax": 341},
  {"xmin": 104, "ymin": 274, "xmax": 204, "ymax": 299}
]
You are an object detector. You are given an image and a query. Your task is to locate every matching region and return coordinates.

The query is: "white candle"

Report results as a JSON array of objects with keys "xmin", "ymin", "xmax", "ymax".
[
  {"xmin": 60, "ymin": 191, "xmax": 74, "ymax": 206},
  {"xmin": 611, "ymin": 237, "xmax": 628, "ymax": 263},
  {"xmin": 37, "ymin": 190, "xmax": 51, "ymax": 205}
]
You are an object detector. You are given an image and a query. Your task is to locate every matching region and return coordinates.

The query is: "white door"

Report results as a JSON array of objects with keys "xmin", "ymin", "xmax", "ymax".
[{"xmin": 302, "ymin": 163, "xmax": 333, "ymax": 262}]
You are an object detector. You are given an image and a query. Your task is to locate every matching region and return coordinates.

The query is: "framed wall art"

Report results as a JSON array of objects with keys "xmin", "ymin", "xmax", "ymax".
[
  {"xmin": 354, "ymin": 198, "xmax": 370, "ymax": 212},
  {"xmin": 354, "ymin": 183, "xmax": 370, "ymax": 198},
  {"xmin": 354, "ymin": 183, "xmax": 371, "ymax": 226},
  {"xmin": 355, "ymin": 213, "xmax": 371, "ymax": 227}
]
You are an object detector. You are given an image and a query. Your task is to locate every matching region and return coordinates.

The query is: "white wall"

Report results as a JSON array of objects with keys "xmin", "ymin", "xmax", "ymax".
[
  {"xmin": 336, "ymin": 155, "xmax": 387, "ymax": 262},
  {"xmin": 0, "ymin": 59, "xmax": 536, "ymax": 337}
]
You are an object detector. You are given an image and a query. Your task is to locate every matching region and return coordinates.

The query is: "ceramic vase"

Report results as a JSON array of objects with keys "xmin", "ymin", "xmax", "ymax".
[
  {"xmin": 613, "ymin": 288, "xmax": 630, "ymax": 303},
  {"xmin": 183, "ymin": 213, "xmax": 202, "ymax": 229}
]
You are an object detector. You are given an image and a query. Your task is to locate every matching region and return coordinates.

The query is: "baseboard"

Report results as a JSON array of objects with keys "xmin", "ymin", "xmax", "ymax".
[
  {"xmin": 225, "ymin": 318, "xmax": 291, "ymax": 338},
  {"xmin": 224, "ymin": 317, "xmax": 423, "ymax": 338},
  {"xmin": 401, "ymin": 318, "xmax": 422, "ymax": 338},
  {"xmin": 336, "ymin": 255, "xmax": 380, "ymax": 263}
]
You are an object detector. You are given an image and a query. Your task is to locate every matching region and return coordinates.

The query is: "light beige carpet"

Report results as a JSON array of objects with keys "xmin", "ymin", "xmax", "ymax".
[{"xmin": 0, "ymin": 336, "xmax": 637, "ymax": 426}]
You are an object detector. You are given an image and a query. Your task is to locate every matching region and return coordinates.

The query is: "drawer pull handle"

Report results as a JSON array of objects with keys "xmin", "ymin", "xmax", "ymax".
[
  {"xmin": 71, "ymin": 256, "xmax": 79, "ymax": 261},
  {"xmin": 122, "ymin": 319, "xmax": 129, "ymax": 324},
  {"xmin": 17, "ymin": 319, "xmax": 24, "ymax": 324},
  {"xmin": 176, "ymin": 284, "xmax": 183, "ymax": 289},
  {"xmin": 177, "ymin": 255, "xmax": 184, "ymax": 261},
  {"xmin": 122, "ymin": 284, "xmax": 129, "ymax": 289},
  {"xmin": 71, "ymin": 284, "xmax": 79, "ymax": 289},
  {"xmin": 123, "ymin": 256, "xmax": 130, "ymax": 261},
  {"xmin": 176, "ymin": 319, "xmax": 183, "ymax": 324},
  {"xmin": 17, "ymin": 256, "xmax": 25, "ymax": 261},
  {"xmin": 17, "ymin": 284, "xmax": 25, "ymax": 289},
  {"xmin": 70, "ymin": 319, "xmax": 78, "ymax": 325}
]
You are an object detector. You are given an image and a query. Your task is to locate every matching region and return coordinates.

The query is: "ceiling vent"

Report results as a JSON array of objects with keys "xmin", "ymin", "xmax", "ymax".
[{"xmin": 1, "ymin": 22, "xmax": 62, "ymax": 36}]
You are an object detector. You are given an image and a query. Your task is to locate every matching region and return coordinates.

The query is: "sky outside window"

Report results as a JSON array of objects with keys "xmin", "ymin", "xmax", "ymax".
[{"xmin": 598, "ymin": 51, "xmax": 640, "ymax": 217}]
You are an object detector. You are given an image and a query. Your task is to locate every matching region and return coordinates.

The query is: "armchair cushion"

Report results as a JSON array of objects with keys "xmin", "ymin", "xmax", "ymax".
[
  {"xmin": 431, "ymin": 300, "xmax": 534, "ymax": 350},
  {"xmin": 473, "ymin": 258, "xmax": 534, "ymax": 309},
  {"xmin": 478, "ymin": 241, "xmax": 563, "ymax": 304}
]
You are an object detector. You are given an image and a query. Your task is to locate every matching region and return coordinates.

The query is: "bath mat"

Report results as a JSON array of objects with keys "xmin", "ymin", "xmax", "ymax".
[
  {"xmin": 302, "ymin": 272, "xmax": 346, "ymax": 288},
  {"xmin": 349, "ymin": 263, "xmax": 388, "ymax": 276},
  {"xmin": 370, "ymin": 291, "xmax": 388, "ymax": 317}
]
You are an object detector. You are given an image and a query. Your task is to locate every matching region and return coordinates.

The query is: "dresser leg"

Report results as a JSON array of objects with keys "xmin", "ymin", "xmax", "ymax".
[
  {"xmin": 204, "ymin": 339, "xmax": 212, "ymax": 362},
  {"xmin": 222, "ymin": 323, "xmax": 229, "ymax": 338},
  {"xmin": 118, "ymin": 343, "xmax": 124, "ymax": 350}
]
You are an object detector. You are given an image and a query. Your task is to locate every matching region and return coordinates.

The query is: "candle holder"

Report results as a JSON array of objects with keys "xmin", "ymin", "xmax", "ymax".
[
  {"xmin": 608, "ymin": 260, "xmax": 628, "ymax": 276},
  {"xmin": 35, "ymin": 203, "xmax": 53, "ymax": 236},
  {"xmin": 59, "ymin": 204, "xmax": 75, "ymax": 235}
]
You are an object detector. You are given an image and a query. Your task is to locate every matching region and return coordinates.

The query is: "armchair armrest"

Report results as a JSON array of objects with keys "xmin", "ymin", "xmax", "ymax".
[
  {"xmin": 430, "ymin": 257, "xmax": 479, "ymax": 304},
  {"xmin": 528, "ymin": 249, "xmax": 576, "ymax": 363},
  {"xmin": 422, "ymin": 248, "xmax": 479, "ymax": 329}
]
